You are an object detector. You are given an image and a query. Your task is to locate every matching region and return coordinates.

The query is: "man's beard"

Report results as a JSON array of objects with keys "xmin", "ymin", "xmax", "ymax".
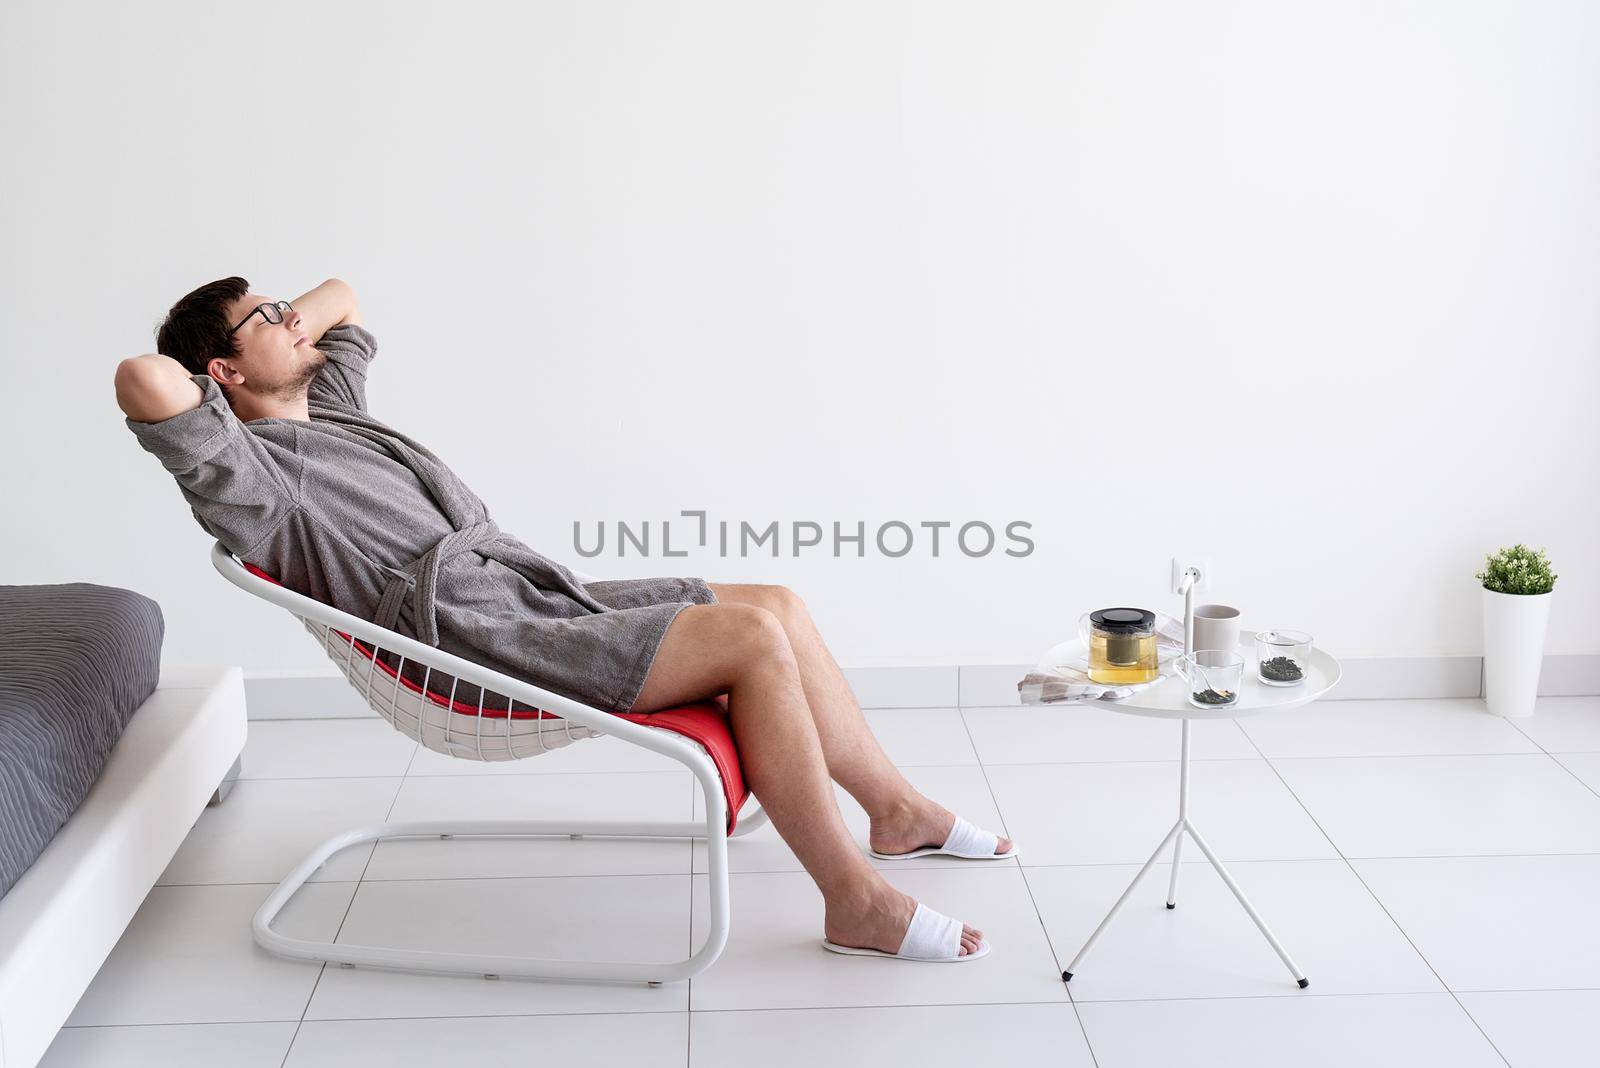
[{"xmin": 264, "ymin": 347, "xmax": 327, "ymax": 401}]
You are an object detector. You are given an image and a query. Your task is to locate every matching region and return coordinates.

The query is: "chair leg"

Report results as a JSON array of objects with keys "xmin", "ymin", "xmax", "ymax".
[{"xmin": 254, "ymin": 813, "xmax": 734, "ymax": 985}]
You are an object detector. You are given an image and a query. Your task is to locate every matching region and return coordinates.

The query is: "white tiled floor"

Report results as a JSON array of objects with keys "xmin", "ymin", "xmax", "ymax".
[{"xmin": 40, "ymin": 694, "xmax": 1600, "ymax": 1067}]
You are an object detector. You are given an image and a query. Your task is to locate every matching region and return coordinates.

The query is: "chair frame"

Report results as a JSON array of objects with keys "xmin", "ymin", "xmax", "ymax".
[{"xmin": 211, "ymin": 542, "xmax": 770, "ymax": 986}]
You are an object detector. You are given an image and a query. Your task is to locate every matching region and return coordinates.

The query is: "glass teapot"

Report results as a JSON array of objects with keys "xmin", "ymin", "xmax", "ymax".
[{"xmin": 1077, "ymin": 607, "xmax": 1159, "ymax": 685}]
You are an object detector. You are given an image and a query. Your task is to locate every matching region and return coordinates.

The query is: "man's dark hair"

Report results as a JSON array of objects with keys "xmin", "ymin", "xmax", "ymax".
[{"xmin": 156, "ymin": 276, "xmax": 250, "ymax": 377}]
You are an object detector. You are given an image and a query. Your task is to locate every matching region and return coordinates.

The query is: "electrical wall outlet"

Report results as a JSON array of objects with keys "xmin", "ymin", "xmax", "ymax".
[{"xmin": 1170, "ymin": 556, "xmax": 1214, "ymax": 594}]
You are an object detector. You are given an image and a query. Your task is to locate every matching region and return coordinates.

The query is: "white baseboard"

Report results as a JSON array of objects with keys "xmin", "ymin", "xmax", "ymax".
[
  {"xmin": 840, "ymin": 666, "xmax": 959, "ymax": 710},
  {"xmin": 1538, "ymin": 654, "xmax": 1600, "ymax": 696},
  {"xmin": 244, "ymin": 674, "xmax": 379, "ymax": 719},
  {"xmin": 244, "ymin": 654, "xmax": 1600, "ymax": 720}
]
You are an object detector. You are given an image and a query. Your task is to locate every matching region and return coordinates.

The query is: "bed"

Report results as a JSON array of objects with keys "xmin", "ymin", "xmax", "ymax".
[{"xmin": 0, "ymin": 583, "xmax": 245, "ymax": 1068}]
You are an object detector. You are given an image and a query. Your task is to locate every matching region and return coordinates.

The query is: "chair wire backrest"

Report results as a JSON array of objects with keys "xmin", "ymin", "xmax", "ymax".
[{"xmin": 229, "ymin": 553, "xmax": 604, "ymax": 761}]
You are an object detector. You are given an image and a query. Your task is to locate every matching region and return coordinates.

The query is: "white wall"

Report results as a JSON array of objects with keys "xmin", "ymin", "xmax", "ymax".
[{"xmin": 2, "ymin": 0, "xmax": 1595, "ymax": 673}]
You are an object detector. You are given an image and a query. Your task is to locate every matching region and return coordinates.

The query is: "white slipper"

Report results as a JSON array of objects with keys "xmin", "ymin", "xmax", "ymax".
[
  {"xmin": 820, "ymin": 901, "xmax": 990, "ymax": 962},
  {"xmin": 868, "ymin": 814, "xmax": 1019, "ymax": 862}
]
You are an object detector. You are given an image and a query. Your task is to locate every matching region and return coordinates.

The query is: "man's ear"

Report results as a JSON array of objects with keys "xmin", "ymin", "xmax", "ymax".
[{"xmin": 206, "ymin": 355, "xmax": 244, "ymax": 388}]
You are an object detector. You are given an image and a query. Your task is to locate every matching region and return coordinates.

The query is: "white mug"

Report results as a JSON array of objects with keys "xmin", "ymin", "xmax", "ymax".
[{"xmin": 1192, "ymin": 604, "xmax": 1241, "ymax": 653}]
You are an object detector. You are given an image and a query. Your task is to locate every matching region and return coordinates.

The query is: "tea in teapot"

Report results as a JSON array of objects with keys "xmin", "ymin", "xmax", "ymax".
[{"xmin": 1079, "ymin": 607, "xmax": 1159, "ymax": 685}]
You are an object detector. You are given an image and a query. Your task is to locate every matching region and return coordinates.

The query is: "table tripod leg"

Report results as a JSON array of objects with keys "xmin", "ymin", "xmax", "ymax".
[
  {"xmin": 1062, "ymin": 819, "xmax": 1183, "ymax": 982},
  {"xmin": 1167, "ymin": 719, "xmax": 1191, "ymax": 909},
  {"xmin": 1185, "ymin": 819, "xmax": 1309, "ymax": 988},
  {"xmin": 1165, "ymin": 831, "xmax": 1185, "ymax": 909}
]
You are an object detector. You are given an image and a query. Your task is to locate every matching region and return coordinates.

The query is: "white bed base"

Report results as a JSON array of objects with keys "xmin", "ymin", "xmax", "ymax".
[
  {"xmin": 210, "ymin": 542, "xmax": 770, "ymax": 987},
  {"xmin": 0, "ymin": 665, "xmax": 247, "ymax": 1068}
]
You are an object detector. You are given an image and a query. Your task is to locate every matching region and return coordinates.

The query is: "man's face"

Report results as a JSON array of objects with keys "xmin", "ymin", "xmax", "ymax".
[{"xmin": 212, "ymin": 293, "xmax": 326, "ymax": 400}]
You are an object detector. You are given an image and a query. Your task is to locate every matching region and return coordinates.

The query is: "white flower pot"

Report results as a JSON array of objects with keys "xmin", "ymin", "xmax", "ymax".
[{"xmin": 1481, "ymin": 586, "xmax": 1552, "ymax": 718}]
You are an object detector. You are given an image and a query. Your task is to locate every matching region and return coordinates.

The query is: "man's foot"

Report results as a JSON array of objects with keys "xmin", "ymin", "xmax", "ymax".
[
  {"xmin": 868, "ymin": 798, "xmax": 1015, "ymax": 859},
  {"xmin": 823, "ymin": 884, "xmax": 984, "ymax": 957}
]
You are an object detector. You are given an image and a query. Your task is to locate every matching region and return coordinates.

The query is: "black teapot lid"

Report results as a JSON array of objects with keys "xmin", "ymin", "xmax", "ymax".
[{"xmin": 1090, "ymin": 607, "xmax": 1155, "ymax": 634}]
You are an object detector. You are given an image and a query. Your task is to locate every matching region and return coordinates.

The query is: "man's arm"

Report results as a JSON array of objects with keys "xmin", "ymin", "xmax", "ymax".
[
  {"xmin": 121, "ymin": 356, "xmax": 301, "ymax": 556},
  {"xmin": 115, "ymin": 353, "xmax": 203, "ymax": 423},
  {"xmin": 291, "ymin": 277, "xmax": 363, "ymax": 344}
]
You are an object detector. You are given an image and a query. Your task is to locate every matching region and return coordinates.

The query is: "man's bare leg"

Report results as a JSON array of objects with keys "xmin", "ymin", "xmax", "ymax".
[
  {"xmin": 630, "ymin": 602, "xmax": 983, "ymax": 957},
  {"xmin": 706, "ymin": 584, "xmax": 1014, "ymax": 859}
]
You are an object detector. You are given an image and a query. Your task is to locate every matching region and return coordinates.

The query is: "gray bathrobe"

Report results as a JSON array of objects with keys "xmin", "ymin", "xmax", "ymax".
[{"xmin": 126, "ymin": 324, "xmax": 715, "ymax": 714}]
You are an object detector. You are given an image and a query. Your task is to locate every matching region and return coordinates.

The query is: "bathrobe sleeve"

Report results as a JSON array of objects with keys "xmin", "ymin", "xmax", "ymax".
[
  {"xmin": 307, "ymin": 323, "xmax": 379, "ymax": 412},
  {"xmin": 125, "ymin": 373, "xmax": 301, "ymax": 556}
]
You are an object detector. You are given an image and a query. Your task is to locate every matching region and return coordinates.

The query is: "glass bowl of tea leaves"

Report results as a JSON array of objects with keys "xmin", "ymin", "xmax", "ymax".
[{"xmin": 1255, "ymin": 630, "xmax": 1314, "ymax": 687}]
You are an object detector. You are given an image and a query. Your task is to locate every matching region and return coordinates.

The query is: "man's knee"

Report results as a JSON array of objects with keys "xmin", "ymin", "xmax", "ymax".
[
  {"xmin": 703, "ymin": 604, "xmax": 796, "ymax": 684},
  {"xmin": 758, "ymin": 583, "xmax": 807, "ymax": 625},
  {"xmin": 728, "ymin": 602, "xmax": 794, "ymax": 657},
  {"xmin": 633, "ymin": 603, "xmax": 794, "ymax": 711}
]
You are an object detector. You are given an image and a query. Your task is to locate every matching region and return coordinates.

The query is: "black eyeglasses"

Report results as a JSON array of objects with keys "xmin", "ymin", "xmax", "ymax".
[{"xmin": 229, "ymin": 300, "xmax": 294, "ymax": 336}]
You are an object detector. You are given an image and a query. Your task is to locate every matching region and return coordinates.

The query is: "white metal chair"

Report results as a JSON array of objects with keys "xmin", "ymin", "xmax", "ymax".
[{"xmin": 210, "ymin": 541, "xmax": 769, "ymax": 986}]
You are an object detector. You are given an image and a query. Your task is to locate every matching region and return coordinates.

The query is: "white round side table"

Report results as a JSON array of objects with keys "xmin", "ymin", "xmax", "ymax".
[{"xmin": 1036, "ymin": 621, "xmax": 1341, "ymax": 989}]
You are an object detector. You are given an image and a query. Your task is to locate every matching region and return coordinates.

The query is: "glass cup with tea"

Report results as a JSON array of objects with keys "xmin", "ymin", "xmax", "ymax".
[{"xmin": 1177, "ymin": 650, "xmax": 1245, "ymax": 709}]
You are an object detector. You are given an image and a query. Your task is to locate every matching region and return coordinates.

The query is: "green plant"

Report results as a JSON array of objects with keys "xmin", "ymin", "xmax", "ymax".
[{"xmin": 1476, "ymin": 544, "xmax": 1558, "ymax": 595}]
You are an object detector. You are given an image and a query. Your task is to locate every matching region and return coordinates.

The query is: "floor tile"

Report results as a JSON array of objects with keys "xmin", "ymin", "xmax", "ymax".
[
  {"xmin": 962, "ymin": 704, "xmax": 1258, "ymax": 763},
  {"xmin": 159, "ymin": 777, "xmax": 402, "ymax": 885},
  {"xmin": 1076, "ymin": 993, "xmax": 1504, "ymax": 1067},
  {"xmin": 240, "ymin": 718, "xmax": 418, "ymax": 779},
  {"xmin": 691, "ymin": 764, "xmax": 1016, "ymax": 874},
  {"xmin": 1552, "ymin": 751, "xmax": 1600, "ymax": 795},
  {"xmin": 367, "ymin": 771, "xmax": 693, "ymax": 880},
  {"xmin": 1504, "ymin": 695, "xmax": 1600, "ymax": 752},
  {"xmin": 41, "ymin": 1022, "xmax": 299, "ymax": 1068},
  {"xmin": 1353, "ymin": 855, "xmax": 1600, "ymax": 991},
  {"xmin": 690, "ymin": 1003, "xmax": 1093, "ymax": 1067},
  {"xmin": 1457, "ymin": 990, "xmax": 1600, "ymax": 1068},
  {"xmin": 65, "ymin": 882, "xmax": 355, "ymax": 1026},
  {"xmin": 405, "ymin": 730, "xmax": 686, "ymax": 775},
  {"xmin": 1274, "ymin": 754, "xmax": 1600, "ymax": 858},
  {"xmin": 66, "ymin": 666, "xmax": 1600, "ymax": 1067},
  {"xmin": 861, "ymin": 707, "xmax": 979, "ymax": 766},
  {"xmin": 984, "ymin": 760, "xmax": 1337, "ymax": 866},
  {"xmin": 286, "ymin": 1012, "xmax": 687, "ymax": 1067},
  {"xmin": 1238, "ymin": 698, "xmax": 1540, "ymax": 758},
  {"xmin": 687, "ymin": 866, "xmax": 1066, "ymax": 1011},
  {"xmin": 303, "ymin": 874, "xmax": 692, "ymax": 1019},
  {"xmin": 1029, "ymin": 859, "xmax": 1441, "ymax": 1001}
]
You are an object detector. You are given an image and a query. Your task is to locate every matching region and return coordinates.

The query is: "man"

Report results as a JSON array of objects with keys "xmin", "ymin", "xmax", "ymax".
[{"xmin": 117, "ymin": 276, "xmax": 1015, "ymax": 962}]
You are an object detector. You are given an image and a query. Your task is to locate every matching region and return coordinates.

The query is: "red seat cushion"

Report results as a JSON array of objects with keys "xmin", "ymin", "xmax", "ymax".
[
  {"xmin": 614, "ymin": 704, "xmax": 748, "ymax": 832},
  {"xmin": 239, "ymin": 560, "xmax": 749, "ymax": 831}
]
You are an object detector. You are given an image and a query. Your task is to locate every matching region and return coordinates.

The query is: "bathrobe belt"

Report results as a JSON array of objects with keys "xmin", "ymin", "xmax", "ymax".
[{"xmin": 373, "ymin": 517, "xmax": 504, "ymax": 647}]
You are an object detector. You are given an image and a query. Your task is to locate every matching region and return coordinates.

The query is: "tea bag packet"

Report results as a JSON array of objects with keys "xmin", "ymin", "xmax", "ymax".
[{"xmin": 1018, "ymin": 610, "xmax": 1187, "ymax": 705}]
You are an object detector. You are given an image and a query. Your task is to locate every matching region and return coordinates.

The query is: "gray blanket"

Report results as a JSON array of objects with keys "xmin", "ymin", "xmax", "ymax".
[
  {"xmin": 127, "ymin": 325, "xmax": 713, "ymax": 715},
  {"xmin": 0, "ymin": 583, "xmax": 162, "ymax": 898}
]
